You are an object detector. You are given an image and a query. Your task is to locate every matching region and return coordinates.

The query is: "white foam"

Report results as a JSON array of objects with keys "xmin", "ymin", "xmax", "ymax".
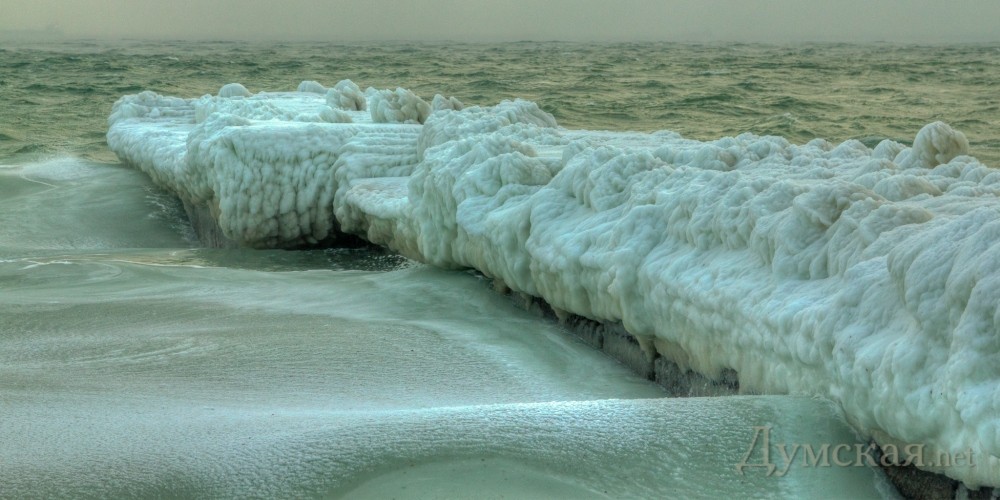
[{"xmin": 107, "ymin": 85, "xmax": 1000, "ymax": 488}]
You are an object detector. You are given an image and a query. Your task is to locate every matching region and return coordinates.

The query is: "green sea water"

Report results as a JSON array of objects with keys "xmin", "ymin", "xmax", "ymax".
[{"xmin": 3, "ymin": 40, "xmax": 999, "ymax": 164}]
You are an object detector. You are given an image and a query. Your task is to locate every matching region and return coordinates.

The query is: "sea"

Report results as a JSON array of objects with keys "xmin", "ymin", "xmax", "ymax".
[{"xmin": 1, "ymin": 39, "xmax": 997, "ymax": 498}]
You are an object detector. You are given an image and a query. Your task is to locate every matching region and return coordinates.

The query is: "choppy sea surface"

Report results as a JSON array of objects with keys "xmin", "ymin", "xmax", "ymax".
[
  {"xmin": 2, "ymin": 39, "xmax": 996, "ymax": 497},
  {"xmin": 4, "ymin": 40, "xmax": 1000, "ymax": 164}
]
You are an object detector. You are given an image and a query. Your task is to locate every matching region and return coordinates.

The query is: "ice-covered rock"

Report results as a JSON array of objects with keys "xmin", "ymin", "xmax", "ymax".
[
  {"xmin": 432, "ymin": 94, "xmax": 464, "ymax": 112},
  {"xmin": 369, "ymin": 87, "xmax": 431, "ymax": 124},
  {"xmin": 297, "ymin": 80, "xmax": 327, "ymax": 94},
  {"xmin": 326, "ymin": 79, "xmax": 367, "ymax": 111},
  {"xmin": 896, "ymin": 121, "xmax": 970, "ymax": 169},
  {"xmin": 218, "ymin": 82, "xmax": 251, "ymax": 98}
]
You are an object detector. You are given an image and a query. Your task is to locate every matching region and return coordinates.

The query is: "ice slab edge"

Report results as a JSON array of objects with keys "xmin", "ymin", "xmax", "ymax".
[{"xmin": 107, "ymin": 83, "xmax": 1000, "ymax": 490}]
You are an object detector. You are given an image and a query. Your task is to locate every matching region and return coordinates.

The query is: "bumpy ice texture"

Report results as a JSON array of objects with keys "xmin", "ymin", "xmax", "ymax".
[{"xmin": 107, "ymin": 82, "xmax": 1000, "ymax": 488}]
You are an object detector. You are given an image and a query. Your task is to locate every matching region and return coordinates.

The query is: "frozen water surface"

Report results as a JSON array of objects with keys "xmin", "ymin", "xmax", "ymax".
[{"xmin": 0, "ymin": 157, "xmax": 890, "ymax": 497}]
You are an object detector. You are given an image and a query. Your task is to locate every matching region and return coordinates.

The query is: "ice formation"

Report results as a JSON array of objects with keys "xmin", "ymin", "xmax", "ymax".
[
  {"xmin": 107, "ymin": 80, "xmax": 1000, "ymax": 488},
  {"xmin": 368, "ymin": 87, "xmax": 432, "ymax": 124},
  {"xmin": 327, "ymin": 79, "xmax": 366, "ymax": 111},
  {"xmin": 217, "ymin": 82, "xmax": 251, "ymax": 98},
  {"xmin": 296, "ymin": 80, "xmax": 327, "ymax": 94}
]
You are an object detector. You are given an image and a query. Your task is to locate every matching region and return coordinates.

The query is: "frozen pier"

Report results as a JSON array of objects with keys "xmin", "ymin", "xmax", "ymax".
[{"xmin": 108, "ymin": 81, "xmax": 1000, "ymax": 493}]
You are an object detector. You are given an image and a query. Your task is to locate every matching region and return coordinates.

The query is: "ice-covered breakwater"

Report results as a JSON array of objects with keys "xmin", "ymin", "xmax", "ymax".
[{"xmin": 108, "ymin": 80, "xmax": 1000, "ymax": 489}]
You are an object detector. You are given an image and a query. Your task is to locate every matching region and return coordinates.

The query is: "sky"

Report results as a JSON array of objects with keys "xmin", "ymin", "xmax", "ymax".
[{"xmin": 2, "ymin": 0, "xmax": 1000, "ymax": 43}]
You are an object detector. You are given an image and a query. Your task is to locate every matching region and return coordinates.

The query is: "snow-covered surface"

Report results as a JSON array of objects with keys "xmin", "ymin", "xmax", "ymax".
[{"xmin": 107, "ymin": 81, "xmax": 1000, "ymax": 488}]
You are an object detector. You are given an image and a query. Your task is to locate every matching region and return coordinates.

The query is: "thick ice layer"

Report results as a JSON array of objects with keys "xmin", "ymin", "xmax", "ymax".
[
  {"xmin": 107, "ymin": 82, "xmax": 1000, "ymax": 487},
  {"xmin": 108, "ymin": 85, "xmax": 422, "ymax": 247}
]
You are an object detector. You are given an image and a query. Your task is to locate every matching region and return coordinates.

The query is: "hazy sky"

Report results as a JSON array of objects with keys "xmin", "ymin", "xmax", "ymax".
[{"xmin": 3, "ymin": 0, "xmax": 1000, "ymax": 43}]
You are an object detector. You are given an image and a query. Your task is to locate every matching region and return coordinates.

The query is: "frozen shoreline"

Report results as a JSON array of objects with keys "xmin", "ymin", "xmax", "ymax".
[{"xmin": 108, "ymin": 81, "xmax": 1000, "ymax": 492}]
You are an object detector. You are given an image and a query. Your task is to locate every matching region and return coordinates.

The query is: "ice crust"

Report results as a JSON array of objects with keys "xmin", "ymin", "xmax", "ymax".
[{"xmin": 107, "ymin": 81, "xmax": 1000, "ymax": 488}]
